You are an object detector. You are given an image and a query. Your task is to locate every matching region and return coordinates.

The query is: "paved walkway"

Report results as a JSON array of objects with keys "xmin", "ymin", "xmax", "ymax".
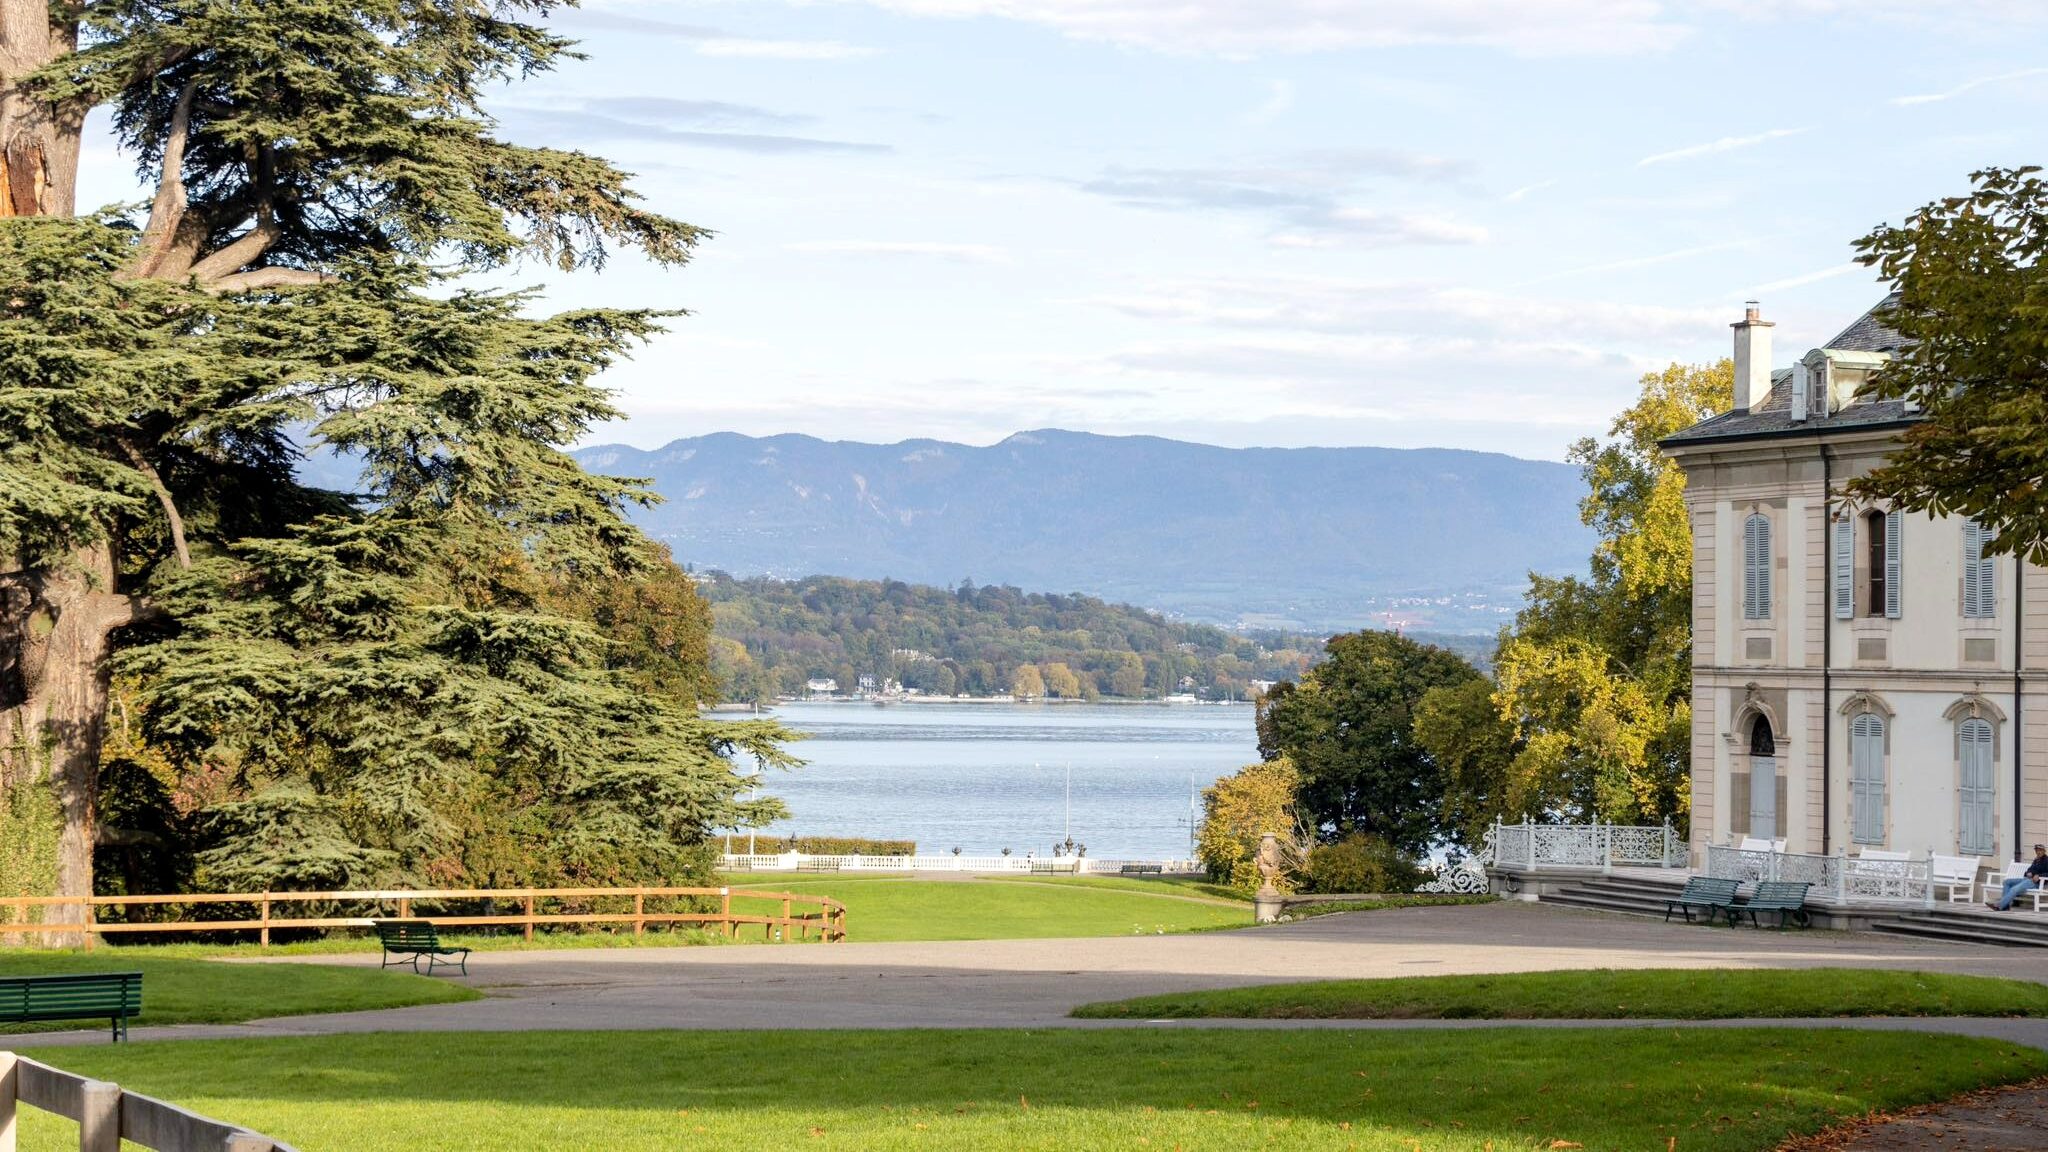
[{"xmin": 18, "ymin": 901, "xmax": 2048, "ymax": 1046}]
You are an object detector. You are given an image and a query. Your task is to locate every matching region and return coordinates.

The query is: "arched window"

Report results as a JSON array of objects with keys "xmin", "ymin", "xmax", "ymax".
[
  {"xmin": 1850, "ymin": 712, "xmax": 1886, "ymax": 845},
  {"xmin": 1959, "ymin": 717, "xmax": 1995, "ymax": 855},
  {"xmin": 1742, "ymin": 513, "xmax": 1772, "ymax": 620}
]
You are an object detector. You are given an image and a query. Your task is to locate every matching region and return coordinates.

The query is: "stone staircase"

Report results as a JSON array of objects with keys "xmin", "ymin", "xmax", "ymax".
[
  {"xmin": 1535, "ymin": 872, "xmax": 2048, "ymax": 946},
  {"xmin": 1536, "ymin": 872, "xmax": 1695, "ymax": 918},
  {"xmin": 1869, "ymin": 907, "xmax": 2048, "ymax": 948}
]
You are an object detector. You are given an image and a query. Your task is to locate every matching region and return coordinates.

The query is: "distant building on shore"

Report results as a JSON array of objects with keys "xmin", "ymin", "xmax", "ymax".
[{"xmin": 1663, "ymin": 300, "xmax": 2047, "ymax": 864}]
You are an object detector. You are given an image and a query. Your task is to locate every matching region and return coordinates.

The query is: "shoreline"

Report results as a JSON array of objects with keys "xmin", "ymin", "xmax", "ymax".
[{"xmin": 706, "ymin": 697, "xmax": 1253, "ymax": 714}]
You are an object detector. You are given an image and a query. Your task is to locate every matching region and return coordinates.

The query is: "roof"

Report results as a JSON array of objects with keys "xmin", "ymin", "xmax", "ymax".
[
  {"xmin": 1660, "ymin": 294, "xmax": 1917, "ymax": 449},
  {"xmin": 1822, "ymin": 292, "xmax": 1905, "ymax": 353},
  {"xmin": 1661, "ymin": 398, "xmax": 1917, "ymax": 447}
]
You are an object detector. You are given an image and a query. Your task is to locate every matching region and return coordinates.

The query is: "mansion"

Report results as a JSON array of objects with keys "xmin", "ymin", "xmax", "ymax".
[{"xmin": 1663, "ymin": 301, "xmax": 2048, "ymax": 866}]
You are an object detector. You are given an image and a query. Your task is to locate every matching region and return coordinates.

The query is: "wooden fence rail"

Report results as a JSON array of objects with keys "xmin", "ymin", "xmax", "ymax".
[
  {"xmin": 1, "ymin": 1051, "xmax": 295, "ymax": 1152},
  {"xmin": 0, "ymin": 887, "xmax": 846, "ymax": 948}
]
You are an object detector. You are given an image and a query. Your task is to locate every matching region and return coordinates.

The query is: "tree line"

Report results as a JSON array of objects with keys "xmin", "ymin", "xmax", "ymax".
[{"xmin": 698, "ymin": 573, "xmax": 1326, "ymax": 703}]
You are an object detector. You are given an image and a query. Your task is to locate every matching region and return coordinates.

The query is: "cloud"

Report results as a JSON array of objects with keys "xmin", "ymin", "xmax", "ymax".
[
  {"xmin": 1519, "ymin": 238, "xmax": 1758, "ymax": 286},
  {"xmin": 499, "ymin": 100, "xmax": 891, "ymax": 155},
  {"xmin": 560, "ymin": 10, "xmax": 877, "ymax": 59},
  {"xmin": 1078, "ymin": 149, "xmax": 1480, "ymax": 247},
  {"xmin": 1503, "ymin": 179, "xmax": 1557, "ymax": 203},
  {"xmin": 1242, "ymin": 79, "xmax": 1295, "ymax": 125},
  {"xmin": 786, "ymin": 240, "xmax": 1010, "ymax": 262},
  {"xmin": 1738, "ymin": 262, "xmax": 1868, "ymax": 296},
  {"xmin": 842, "ymin": 0, "xmax": 1693, "ymax": 58},
  {"xmin": 1890, "ymin": 66, "xmax": 2048, "ymax": 106},
  {"xmin": 1637, "ymin": 127, "xmax": 1809, "ymax": 167}
]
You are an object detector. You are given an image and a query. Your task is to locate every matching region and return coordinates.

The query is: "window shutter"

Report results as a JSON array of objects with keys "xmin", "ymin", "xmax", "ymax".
[
  {"xmin": 1883, "ymin": 512, "xmax": 1903, "ymax": 619},
  {"xmin": 1959, "ymin": 718, "xmax": 1994, "ymax": 856},
  {"xmin": 1729, "ymin": 771, "xmax": 1750, "ymax": 837},
  {"xmin": 1833, "ymin": 514, "xmax": 1854, "ymax": 620},
  {"xmin": 1963, "ymin": 520, "xmax": 1983, "ymax": 618},
  {"xmin": 1743, "ymin": 514, "xmax": 1771, "ymax": 620},
  {"xmin": 1850, "ymin": 713, "xmax": 1886, "ymax": 844}
]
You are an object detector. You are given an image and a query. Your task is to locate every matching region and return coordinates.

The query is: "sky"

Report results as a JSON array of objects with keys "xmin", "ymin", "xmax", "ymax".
[{"xmin": 75, "ymin": 1, "xmax": 2048, "ymax": 461}]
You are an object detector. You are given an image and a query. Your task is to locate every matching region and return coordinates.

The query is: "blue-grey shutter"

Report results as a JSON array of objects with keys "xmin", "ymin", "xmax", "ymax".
[
  {"xmin": 1833, "ymin": 514, "xmax": 1854, "ymax": 619},
  {"xmin": 1963, "ymin": 519, "xmax": 1996, "ymax": 619},
  {"xmin": 1850, "ymin": 713, "xmax": 1887, "ymax": 844},
  {"xmin": 1959, "ymin": 718, "xmax": 1995, "ymax": 855},
  {"xmin": 1883, "ymin": 512, "xmax": 1903, "ymax": 619},
  {"xmin": 1743, "ymin": 514, "xmax": 1770, "ymax": 620}
]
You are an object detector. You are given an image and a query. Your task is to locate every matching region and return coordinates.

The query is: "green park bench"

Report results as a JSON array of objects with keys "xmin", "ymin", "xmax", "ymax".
[
  {"xmin": 373, "ymin": 919, "xmax": 472, "ymax": 976},
  {"xmin": 1118, "ymin": 864, "xmax": 1163, "ymax": 875},
  {"xmin": 0, "ymin": 972, "xmax": 143, "ymax": 1042},
  {"xmin": 1735, "ymin": 880, "xmax": 1813, "ymax": 929},
  {"xmin": 1662, "ymin": 877, "xmax": 1742, "ymax": 925}
]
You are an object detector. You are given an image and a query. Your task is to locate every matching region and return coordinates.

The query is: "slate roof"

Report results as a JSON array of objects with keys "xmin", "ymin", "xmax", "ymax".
[
  {"xmin": 1661, "ymin": 397, "xmax": 1917, "ymax": 446},
  {"xmin": 1822, "ymin": 291, "xmax": 1906, "ymax": 353}
]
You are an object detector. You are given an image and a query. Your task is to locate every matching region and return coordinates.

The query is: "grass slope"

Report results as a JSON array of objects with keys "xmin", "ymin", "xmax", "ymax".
[
  {"xmin": 17, "ymin": 1028, "xmax": 2045, "ymax": 1151},
  {"xmin": 723, "ymin": 877, "xmax": 1251, "ymax": 940},
  {"xmin": 1073, "ymin": 967, "xmax": 2048, "ymax": 1020},
  {"xmin": 0, "ymin": 953, "xmax": 477, "ymax": 1034}
]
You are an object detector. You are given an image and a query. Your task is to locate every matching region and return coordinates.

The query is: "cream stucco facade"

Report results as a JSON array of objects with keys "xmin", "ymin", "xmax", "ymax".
[{"xmin": 1664, "ymin": 302, "xmax": 2048, "ymax": 867}]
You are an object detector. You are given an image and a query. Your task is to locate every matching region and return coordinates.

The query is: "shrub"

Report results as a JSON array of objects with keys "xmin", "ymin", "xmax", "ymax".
[
  {"xmin": 1302, "ymin": 833, "xmax": 1424, "ymax": 895},
  {"xmin": 1196, "ymin": 758, "xmax": 1302, "ymax": 894},
  {"xmin": 753, "ymin": 836, "xmax": 916, "ymax": 856}
]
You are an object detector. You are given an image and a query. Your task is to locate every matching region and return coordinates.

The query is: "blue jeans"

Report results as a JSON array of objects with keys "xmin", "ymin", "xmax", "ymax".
[{"xmin": 1996, "ymin": 876, "xmax": 2040, "ymax": 910}]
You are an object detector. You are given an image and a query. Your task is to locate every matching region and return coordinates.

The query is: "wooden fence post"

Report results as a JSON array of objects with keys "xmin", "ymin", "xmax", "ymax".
[
  {"xmin": 522, "ymin": 895, "xmax": 535, "ymax": 943},
  {"xmin": 633, "ymin": 892, "xmax": 645, "ymax": 939},
  {"xmin": 396, "ymin": 897, "xmax": 411, "ymax": 919},
  {"xmin": 82, "ymin": 901, "xmax": 95, "ymax": 953},
  {"xmin": 780, "ymin": 897, "xmax": 791, "ymax": 943},
  {"xmin": 1, "ymin": 1051, "xmax": 18, "ymax": 1152},
  {"xmin": 78, "ymin": 1079, "xmax": 120, "ymax": 1152},
  {"xmin": 260, "ymin": 895, "xmax": 271, "ymax": 949},
  {"xmin": 720, "ymin": 889, "xmax": 733, "ymax": 939}
]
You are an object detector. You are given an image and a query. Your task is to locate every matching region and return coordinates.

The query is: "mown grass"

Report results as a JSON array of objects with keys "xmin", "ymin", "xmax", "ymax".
[
  {"xmin": 100, "ymin": 926, "xmax": 735, "ymax": 959},
  {"xmin": 722, "ymin": 876, "xmax": 1252, "ymax": 940},
  {"xmin": 0, "ymin": 953, "xmax": 478, "ymax": 1034},
  {"xmin": 1072, "ymin": 967, "xmax": 2048, "ymax": 1020},
  {"xmin": 1276, "ymin": 895, "xmax": 1497, "ymax": 919},
  {"xmin": 980, "ymin": 874, "xmax": 1250, "ymax": 903},
  {"xmin": 14, "ymin": 1028, "xmax": 2045, "ymax": 1151}
]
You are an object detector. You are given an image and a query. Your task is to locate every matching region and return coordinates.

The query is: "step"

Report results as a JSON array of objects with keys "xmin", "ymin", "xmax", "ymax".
[
  {"xmin": 1870, "ymin": 918, "xmax": 2048, "ymax": 949},
  {"xmin": 1882, "ymin": 910, "xmax": 2048, "ymax": 942},
  {"xmin": 1540, "ymin": 892, "xmax": 1676, "ymax": 917}
]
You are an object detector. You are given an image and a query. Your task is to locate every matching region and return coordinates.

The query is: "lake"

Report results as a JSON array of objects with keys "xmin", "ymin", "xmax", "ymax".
[{"xmin": 732, "ymin": 701, "xmax": 1258, "ymax": 859}]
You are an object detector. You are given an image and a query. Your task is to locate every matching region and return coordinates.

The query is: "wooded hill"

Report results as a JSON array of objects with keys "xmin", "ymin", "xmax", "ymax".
[{"xmin": 700, "ymin": 573, "xmax": 1329, "ymax": 703}]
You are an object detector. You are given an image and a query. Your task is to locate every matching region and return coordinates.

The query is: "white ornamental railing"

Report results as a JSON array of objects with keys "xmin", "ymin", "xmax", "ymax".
[
  {"xmin": 719, "ymin": 853, "xmax": 1201, "ymax": 875},
  {"xmin": 1486, "ymin": 819, "xmax": 1686, "ymax": 872},
  {"xmin": 1704, "ymin": 843, "xmax": 1935, "ymax": 906}
]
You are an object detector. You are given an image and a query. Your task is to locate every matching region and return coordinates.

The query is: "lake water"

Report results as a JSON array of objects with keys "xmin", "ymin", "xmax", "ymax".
[{"xmin": 733, "ymin": 701, "xmax": 1258, "ymax": 859}]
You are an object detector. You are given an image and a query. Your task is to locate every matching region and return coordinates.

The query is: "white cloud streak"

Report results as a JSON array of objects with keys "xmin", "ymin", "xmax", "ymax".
[
  {"xmin": 1890, "ymin": 66, "xmax": 2048, "ymax": 106},
  {"xmin": 1738, "ymin": 262, "xmax": 1867, "ymax": 296},
  {"xmin": 1636, "ymin": 126, "xmax": 1809, "ymax": 167},
  {"xmin": 786, "ymin": 240, "xmax": 1011, "ymax": 262}
]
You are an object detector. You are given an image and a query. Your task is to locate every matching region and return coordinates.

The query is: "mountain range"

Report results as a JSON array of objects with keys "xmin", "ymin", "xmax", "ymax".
[{"xmin": 572, "ymin": 430, "xmax": 1592, "ymax": 633}]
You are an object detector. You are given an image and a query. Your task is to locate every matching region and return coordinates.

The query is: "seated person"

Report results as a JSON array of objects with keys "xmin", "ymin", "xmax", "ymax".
[{"xmin": 1988, "ymin": 844, "xmax": 2048, "ymax": 911}]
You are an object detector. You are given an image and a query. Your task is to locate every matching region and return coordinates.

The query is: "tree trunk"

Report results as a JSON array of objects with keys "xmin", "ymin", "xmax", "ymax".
[
  {"xmin": 1, "ymin": 0, "xmax": 100, "ymax": 946},
  {"xmin": 0, "ymin": 549, "xmax": 138, "ymax": 946},
  {"xmin": 0, "ymin": 0, "xmax": 82, "ymax": 218}
]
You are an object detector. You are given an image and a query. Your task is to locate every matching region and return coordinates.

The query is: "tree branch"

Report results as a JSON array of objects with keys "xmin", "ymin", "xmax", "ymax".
[
  {"xmin": 201, "ymin": 265, "xmax": 330, "ymax": 293},
  {"xmin": 116, "ymin": 436, "xmax": 191, "ymax": 569},
  {"xmin": 125, "ymin": 78, "xmax": 200, "ymax": 280},
  {"xmin": 184, "ymin": 213, "xmax": 281, "ymax": 285}
]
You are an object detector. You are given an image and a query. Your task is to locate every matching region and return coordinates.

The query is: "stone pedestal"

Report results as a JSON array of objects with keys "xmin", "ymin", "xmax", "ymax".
[{"xmin": 1253, "ymin": 891, "xmax": 1284, "ymax": 923}]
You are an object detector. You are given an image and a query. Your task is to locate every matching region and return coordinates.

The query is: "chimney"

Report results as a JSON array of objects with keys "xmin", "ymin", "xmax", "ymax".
[{"xmin": 1730, "ymin": 300, "xmax": 1773, "ymax": 413}]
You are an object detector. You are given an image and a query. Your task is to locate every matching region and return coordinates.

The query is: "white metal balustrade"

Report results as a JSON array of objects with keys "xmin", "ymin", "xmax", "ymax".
[
  {"xmin": 1484, "ymin": 819, "xmax": 1687, "ymax": 872},
  {"xmin": 1703, "ymin": 843, "xmax": 1938, "ymax": 906}
]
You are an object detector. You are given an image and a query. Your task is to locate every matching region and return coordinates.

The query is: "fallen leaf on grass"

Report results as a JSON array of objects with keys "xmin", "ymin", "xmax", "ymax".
[{"xmin": 1549, "ymin": 1143, "xmax": 1583, "ymax": 1150}]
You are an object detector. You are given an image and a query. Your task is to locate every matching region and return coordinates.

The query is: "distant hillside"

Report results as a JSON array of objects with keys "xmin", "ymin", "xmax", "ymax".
[
  {"xmin": 576, "ymin": 430, "xmax": 1590, "ymax": 632},
  {"xmin": 701, "ymin": 573, "xmax": 1329, "ymax": 703}
]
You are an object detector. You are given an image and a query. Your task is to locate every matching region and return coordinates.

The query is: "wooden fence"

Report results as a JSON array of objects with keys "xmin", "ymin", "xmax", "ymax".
[
  {"xmin": 0, "ymin": 1051, "xmax": 295, "ymax": 1151},
  {"xmin": 0, "ymin": 887, "xmax": 846, "ymax": 948}
]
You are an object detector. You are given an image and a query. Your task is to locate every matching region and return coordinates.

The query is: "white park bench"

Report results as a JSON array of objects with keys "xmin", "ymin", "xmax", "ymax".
[
  {"xmin": 1930, "ymin": 854, "xmax": 1981, "ymax": 904},
  {"xmin": 1850, "ymin": 848, "xmax": 1913, "ymax": 900},
  {"xmin": 1980, "ymin": 861, "xmax": 2048, "ymax": 912}
]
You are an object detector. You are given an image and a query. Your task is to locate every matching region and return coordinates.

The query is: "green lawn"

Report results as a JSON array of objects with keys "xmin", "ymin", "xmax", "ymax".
[
  {"xmin": 14, "ymin": 1028, "xmax": 2044, "ymax": 1151},
  {"xmin": 0, "ymin": 953, "xmax": 478, "ymax": 1034},
  {"xmin": 1073, "ymin": 967, "xmax": 2048, "ymax": 1020},
  {"xmin": 722, "ymin": 876, "xmax": 1252, "ymax": 940},
  {"xmin": 980, "ymin": 874, "xmax": 1250, "ymax": 903}
]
